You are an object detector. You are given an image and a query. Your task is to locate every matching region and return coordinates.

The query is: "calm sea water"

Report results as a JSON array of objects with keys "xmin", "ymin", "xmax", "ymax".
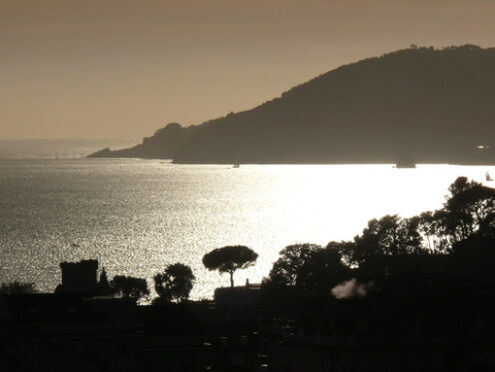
[
  {"xmin": 1, "ymin": 140, "xmax": 493, "ymax": 299},
  {"xmin": 0, "ymin": 139, "xmax": 136, "ymax": 159}
]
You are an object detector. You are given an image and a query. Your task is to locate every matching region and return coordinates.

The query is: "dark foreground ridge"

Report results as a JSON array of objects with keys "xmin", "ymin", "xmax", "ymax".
[{"xmin": 89, "ymin": 45, "xmax": 495, "ymax": 165}]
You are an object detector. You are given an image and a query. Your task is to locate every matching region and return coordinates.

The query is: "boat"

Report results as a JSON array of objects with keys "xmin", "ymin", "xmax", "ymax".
[
  {"xmin": 393, "ymin": 155, "xmax": 416, "ymax": 168},
  {"xmin": 233, "ymin": 155, "xmax": 240, "ymax": 168},
  {"xmin": 393, "ymin": 161, "xmax": 416, "ymax": 169},
  {"xmin": 486, "ymin": 171, "xmax": 493, "ymax": 181}
]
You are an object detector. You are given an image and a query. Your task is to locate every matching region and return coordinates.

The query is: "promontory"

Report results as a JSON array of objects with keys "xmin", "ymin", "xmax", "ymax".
[{"xmin": 88, "ymin": 45, "xmax": 495, "ymax": 165}]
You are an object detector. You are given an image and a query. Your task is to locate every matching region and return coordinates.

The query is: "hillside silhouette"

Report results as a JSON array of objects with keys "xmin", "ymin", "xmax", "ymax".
[
  {"xmin": 88, "ymin": 122, "xmax": 197, "ymax": 159},
  {"xmin": 89, "ymin": 45, "xmax": 495, "ymax": 164}
]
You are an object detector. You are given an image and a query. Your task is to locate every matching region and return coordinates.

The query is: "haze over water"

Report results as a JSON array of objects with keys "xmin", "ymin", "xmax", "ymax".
[{"xmin": 1, "ymin": 141, "xmax": 494, "ymax": 299}]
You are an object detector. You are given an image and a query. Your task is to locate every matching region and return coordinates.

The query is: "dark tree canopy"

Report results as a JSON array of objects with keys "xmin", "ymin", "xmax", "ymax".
[
  {"xmin": 0, "ymin": 281, "xmax": 37, "ymax": 294},
  {"xmin": 154, "ymin": 263, "xmax": 195, "ymax": 303},
  {"xmin": 296, "ymin": 245, "xmax": 351, "ymax": 293},
  {"xmin": 260, "ymin": 176, "xmax": 495, "ymax": 309},
  {"xmin": 265, "ymin": 243, "xmax": 351, "ymax": 293},
  {"xmin": 111, "ymin": 275, "xmax": 149, "ymax": 299},
  {"xmin": 416, "ymin": 210, "xmax": 451, "ymax": 253},
  {"xmin": 267, "ymin": 243, "xmax": 322, "ymax": 287},
  {"xmin": 351, "ymin": 214, "xmax": 422, "ymax": 264},
  {"xmin": 443, "ymin": 178, "xmax": 495, "ymax": 241},
  {"xmin": 96, "ymin": 267, "xmax": 115, "ymax": 296},
  {"xmin": 202, "ymin": 245, "xmax": 258, "ymax": 287}
]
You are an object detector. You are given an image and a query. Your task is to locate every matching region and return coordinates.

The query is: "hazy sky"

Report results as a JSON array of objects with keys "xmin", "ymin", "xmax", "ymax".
[{"xmin": 2, "ymin": 0, "xmax": 495, "ymax": 140}]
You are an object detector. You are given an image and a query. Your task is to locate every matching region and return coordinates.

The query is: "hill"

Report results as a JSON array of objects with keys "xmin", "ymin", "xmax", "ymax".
[
  {"xmin": 87, "ymin": 123, "xmax": 197, "ymax": 159},
  {"xmin": 90, "ymin": 45, "xmax": 495, "ymax": 164}
]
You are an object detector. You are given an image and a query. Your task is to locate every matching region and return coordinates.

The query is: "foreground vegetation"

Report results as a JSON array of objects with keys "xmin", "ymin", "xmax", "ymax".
[
  {"xmin": 261, "ymin": 176, "xmax": 495, "ymax": 302},
  {"xmin": 3, "ymin": 176, "xmax": 495, "ymax": 303}
]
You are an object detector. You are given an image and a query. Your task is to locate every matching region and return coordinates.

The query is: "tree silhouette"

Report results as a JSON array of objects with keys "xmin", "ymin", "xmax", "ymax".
[
  {"xmin": 0, "ymin": 281, "xmax": 37, "ymax": 294},
  {"xmin": 111, "ymin": 275, "xmax": 149, "ymax": 299},
  {"xmin": 352, "ymin": 214, "xmax": 422, "ymax": 264},
  {"xmin": 265, "ymin": 243, "xmax": 351, "ymax": 293},
  {"xmin": 96, "ymin": 267, "xmax": 115, "ymax": 296},
  {"xmin": 298, "ymin": 242, "xmax": 352, "ymax": 291},
  {"xmin": 202, "ymin": 245, "xmax": 258, "ymax": 287},
  {"xmin": 154, "ymin": 263, "xmax": 195, "ymax": 303},
  {"xmin": 417, "ymin": 210, "xmax": 451, "ymax": 253},
  {"xmin": 442, "ymin": 177, "xmax": 495, "ymax": 241},
  {"xmin": 267, "ymin": 243, "xmax": 322, "ymax": 287}
]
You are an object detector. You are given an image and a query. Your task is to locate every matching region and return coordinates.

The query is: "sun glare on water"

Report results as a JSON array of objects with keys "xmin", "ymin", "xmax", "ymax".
[{"xmin": 1, "ymin": 160, "xmax": 493, "ymax": 299}]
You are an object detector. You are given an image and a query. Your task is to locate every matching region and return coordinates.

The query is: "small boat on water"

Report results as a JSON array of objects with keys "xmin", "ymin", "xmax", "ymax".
[
  {"xmin": 232, "ymin": 155, "xmax": 240, "ymax": 168},
  {"xmin": 393, "ymin": 156, "xmax": 416, "ymax": 168},
  {"xmin": 393, "ymin": 161, "xmax": 416, "ymax": 169},
  {"xmin": 486, "ymin": 171, "xmax": 493, "ymax": 181}
]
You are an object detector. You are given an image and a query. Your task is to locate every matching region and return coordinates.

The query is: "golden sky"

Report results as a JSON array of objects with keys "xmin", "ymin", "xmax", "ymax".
[{"xmin": 1, "ymin": 0, "xmax": 495, "ymax": 140}]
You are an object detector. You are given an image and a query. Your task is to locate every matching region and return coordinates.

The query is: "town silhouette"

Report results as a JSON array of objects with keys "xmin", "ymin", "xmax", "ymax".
[{"xmin": 3, "ymin": 176, "xmax": 495, "ymax": 371}]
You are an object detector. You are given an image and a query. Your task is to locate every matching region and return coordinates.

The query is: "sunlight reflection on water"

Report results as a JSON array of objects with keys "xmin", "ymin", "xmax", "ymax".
[{"xmin": 0, "ymin": 159, "xmax": 493, "ymax": 299}]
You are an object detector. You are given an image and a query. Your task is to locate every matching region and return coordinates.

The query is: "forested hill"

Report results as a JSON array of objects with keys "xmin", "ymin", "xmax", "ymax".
[
  {"xmin": 88, "ymin": 123, "xmax": 197, "ymax": 159},
  {"xmin": 173, "ymin": 45, "xmax": 495, "ymax": 164},
  {"xmin": 89, "ymin": 45, "xmax": 495, "ymax": 164}
]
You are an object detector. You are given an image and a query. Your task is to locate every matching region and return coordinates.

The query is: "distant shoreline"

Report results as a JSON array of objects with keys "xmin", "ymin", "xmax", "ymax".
[{"xmin": 89, "ymin": 46, "xmax": 495, "ymax": 166}]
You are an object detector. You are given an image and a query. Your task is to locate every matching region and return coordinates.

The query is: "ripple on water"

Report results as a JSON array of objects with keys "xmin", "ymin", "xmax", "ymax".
[{"xmin": 0, "ymin": 158, "xmax": 492, "ymax": 299}]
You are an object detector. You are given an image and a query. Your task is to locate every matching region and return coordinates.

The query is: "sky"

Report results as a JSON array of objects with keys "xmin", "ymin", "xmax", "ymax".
[{"xmin": 1, "ymin": 0, "xmax": 495, "ymax": 140}]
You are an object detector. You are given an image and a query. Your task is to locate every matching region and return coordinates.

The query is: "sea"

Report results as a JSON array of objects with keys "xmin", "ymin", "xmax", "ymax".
[{"xmin": 1, "ymin": 139, "xmax": 493, "ymax": 300}]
